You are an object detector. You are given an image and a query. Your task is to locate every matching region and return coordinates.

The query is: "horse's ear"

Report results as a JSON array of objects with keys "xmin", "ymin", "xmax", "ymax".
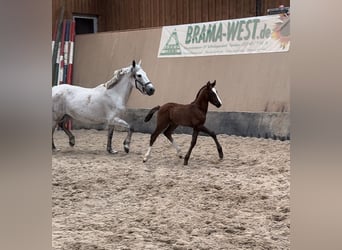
[
  {"xmin": 132, "ymin": 60, "xmax": 136, "ymax": 68},
  {"xmin": 212, "ymin": 80, "xmax": 216, "ymax": 87},
  {"xmin": 138, "ymin": 59, "xmax": 142, "ymax": 65},
  {"xmin": 206, "ymin": 81, "xmax": 211, "ymax": 88}
]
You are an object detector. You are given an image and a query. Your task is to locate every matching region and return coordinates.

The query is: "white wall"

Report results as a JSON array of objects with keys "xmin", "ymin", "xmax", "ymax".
[{"xmin": 73, "ymin": 27, "xmax": 289, "ymax": 112}]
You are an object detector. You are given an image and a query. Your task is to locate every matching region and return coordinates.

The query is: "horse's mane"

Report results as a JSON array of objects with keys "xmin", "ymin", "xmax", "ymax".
[
  {"xmin": 191, "ymin": 85, "xmax": 207, "ymax": 104},
  {"xmin": 103, "ymin": 66, "xmax": 132, "ymax": 89}
]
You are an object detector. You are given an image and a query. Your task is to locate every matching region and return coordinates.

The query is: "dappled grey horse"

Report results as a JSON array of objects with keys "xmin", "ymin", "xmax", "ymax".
[{"xmin": 52, "ymin": 60, "xmax": 155, "ymax": 154}]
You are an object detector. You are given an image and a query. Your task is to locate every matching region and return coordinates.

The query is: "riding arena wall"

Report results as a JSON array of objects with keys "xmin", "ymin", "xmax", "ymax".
[{"xmin": 71, "ymin": 27, "xmax": 290, "ymax": 140}]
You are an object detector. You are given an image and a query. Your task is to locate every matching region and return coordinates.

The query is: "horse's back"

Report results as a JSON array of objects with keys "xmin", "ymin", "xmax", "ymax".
[
  {"xmin": 158, "ymin": 103, "xmax": 183, "ymax": 117},
  {"xmin": 52, "ymin": 84, "xmax": 76, "ymax": 100},
  {"xmin": 162, "ymin": 103, "xmax": 206, "ymax": 127},
  {"xmin": 52, "ymin": 84, "xmax": 91, "ymax": 95},
  {"xmin": 52, "ymin": 84, "xmax": 103, "ymax": 102},
  {"xmin": 159, "ymin": 102, "xmax": 186, "ymax": 110}
]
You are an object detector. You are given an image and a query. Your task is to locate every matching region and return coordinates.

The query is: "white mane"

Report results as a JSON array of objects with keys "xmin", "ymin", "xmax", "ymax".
[{"xmin": 103, "ymin": 66, "xmax": 132, "ymax": 89}]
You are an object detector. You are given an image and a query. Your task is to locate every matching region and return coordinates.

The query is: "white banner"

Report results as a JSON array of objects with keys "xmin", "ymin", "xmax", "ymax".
[{"xmin": 158, "ymin": 15, "xmax": 290, "ymax": 58}]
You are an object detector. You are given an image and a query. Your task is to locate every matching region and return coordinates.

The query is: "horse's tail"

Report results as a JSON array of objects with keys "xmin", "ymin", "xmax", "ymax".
[{"xmin": 144, "ymin": 105, "xmax": 160, "ymax": 122}]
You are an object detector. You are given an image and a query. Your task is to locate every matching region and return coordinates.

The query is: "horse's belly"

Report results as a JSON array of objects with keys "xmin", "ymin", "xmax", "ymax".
[
  {"xmin": 177, "ymin": 119, "xmax": 204, "ymax": 127},
  {"xmin": 169, "ymin": 107, "xmax": 205, "ymax": 127},
  {"xmin": 67, "ymin": 106, "xmax": 107, "ymax": 124}
]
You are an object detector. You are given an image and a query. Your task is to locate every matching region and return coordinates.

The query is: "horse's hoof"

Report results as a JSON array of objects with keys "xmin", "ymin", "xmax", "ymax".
[
  {"xmin": 218, "ymin": 147, "xmax": 223, "ymax": 159},
  {"xmin": 123, "ymin": 141, "xmax": 130, "ymax": 153},
  {"xmin": 178, "ymin": 155, "xmax": 183, "ymax": 159},
  {"xmin": 107, "ymin": 149, "xmax": 118, "ymax": 154},
  {"xmin": 183, "ymin": 160, "xmax": 188, "ymax": 166},
  {"xmin": 69, "ymin": 137, "xmax": 75, "ymax": 147},
  {"xmin": 143, "ymin": 159, "xmax": 147, "ymax": 163}
]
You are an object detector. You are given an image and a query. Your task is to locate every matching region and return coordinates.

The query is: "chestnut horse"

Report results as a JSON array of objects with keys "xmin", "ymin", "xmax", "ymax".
[{"xmin": 143, "ymin": 80, "xmax": 223, "ymax": 165}]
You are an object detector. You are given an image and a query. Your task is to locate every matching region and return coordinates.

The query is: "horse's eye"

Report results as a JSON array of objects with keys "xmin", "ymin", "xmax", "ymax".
[{"xmin": 136, "ymin": 74, "xmax": 142, "ymax": 78}]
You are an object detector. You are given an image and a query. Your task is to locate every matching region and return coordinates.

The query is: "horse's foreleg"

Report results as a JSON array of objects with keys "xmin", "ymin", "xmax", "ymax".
[
  {"xmin": 184, "ymin": 129, "xmax": 199, "ymax": 165},
  {"xmin": 107, "ymin": 125, "xmax": 117, "ymax": 154},
  {"xmin": 109, "ymin": 117, "xmax": 132, "ymax": 153},
  {"xmin": 124, "ymin": 126, "xmax": 134, "ymax": 153},
  {"xmin": 199, "ymin": 126, "xmax": 223, "ymax": 159}
]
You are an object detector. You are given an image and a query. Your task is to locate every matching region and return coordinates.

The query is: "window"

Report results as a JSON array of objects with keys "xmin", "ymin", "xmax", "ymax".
[{"xmin": 73, "ymin": 15, "xmax": 98, "ymax": 34}]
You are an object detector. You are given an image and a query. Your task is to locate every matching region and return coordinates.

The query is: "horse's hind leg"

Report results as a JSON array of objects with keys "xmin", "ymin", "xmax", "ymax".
[
  {"xmin": 143, "ymin": 122, "xmax": 168, "ymax": 163},
  {"xmin": 58, "ymin": 115, "xmax": 75, "ymax": 147},
  {"xmin": 184, "ymin": 129, "xmax": 199, "ymax": 165},
  {"xmin": 199, "ymin": 126, "xmax": 223, "ymax": 159},
  {"xmin": 163, "ymin": 124, "xmax": 182, "ymax": 158},
  {"xmin": 52, "ymin": 122, "xmax": 57, "ymax": 151}
]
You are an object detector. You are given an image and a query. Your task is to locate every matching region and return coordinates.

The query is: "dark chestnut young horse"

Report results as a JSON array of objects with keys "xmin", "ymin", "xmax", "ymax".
[{"xmin": 143, "ymin": 80, "xmax": 224, "ymax": 165}]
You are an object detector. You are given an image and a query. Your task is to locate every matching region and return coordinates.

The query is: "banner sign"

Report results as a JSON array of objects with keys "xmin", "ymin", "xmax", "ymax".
[{"xmin": 158, "ymin": 14, "xmax": 290, "ymax": 58}]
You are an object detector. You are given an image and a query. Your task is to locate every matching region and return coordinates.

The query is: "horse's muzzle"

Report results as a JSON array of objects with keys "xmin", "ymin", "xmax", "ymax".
[
  {"xmin": 214, "ymin": 102, "xmax": 222, "ymax": 108},
  {"xmin": 145, "ymin": 83, "xmax": 155, "ymax": 96}
]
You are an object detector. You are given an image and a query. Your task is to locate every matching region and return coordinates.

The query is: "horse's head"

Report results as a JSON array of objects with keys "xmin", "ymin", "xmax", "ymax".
[
  {"xmin": 131, "ymin": 60, "xmax": 155, "ymax": 96},
  {"xmin": 206, "ymin": 80, "xmax": 222, "ymax": 108}
]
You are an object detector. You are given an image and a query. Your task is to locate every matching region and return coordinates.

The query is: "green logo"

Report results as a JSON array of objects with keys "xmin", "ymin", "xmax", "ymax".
[{"xmin": 160, "ymin": 29, "xmax": 182, "ymax": 55}]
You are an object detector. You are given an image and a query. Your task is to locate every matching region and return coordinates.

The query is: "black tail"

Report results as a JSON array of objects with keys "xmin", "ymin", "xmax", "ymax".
[{"xmin": 144, "ymin": 105, "xmax": 160, "ymax": 122}]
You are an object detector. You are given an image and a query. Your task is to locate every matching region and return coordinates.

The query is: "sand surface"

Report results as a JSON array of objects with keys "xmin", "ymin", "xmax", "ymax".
[{"xmin": 52, "ymin": 129, "xmax": 290, "ymax": 250}]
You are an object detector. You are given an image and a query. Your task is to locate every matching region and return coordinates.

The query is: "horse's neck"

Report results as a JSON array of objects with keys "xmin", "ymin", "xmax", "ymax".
[
  {"xmin": 106, "ymin": 75, "xmax": 133, "ymax": 104},
  {"xmin": 192, "ymin": 89, "xmax": 209, "ymax": 112}
]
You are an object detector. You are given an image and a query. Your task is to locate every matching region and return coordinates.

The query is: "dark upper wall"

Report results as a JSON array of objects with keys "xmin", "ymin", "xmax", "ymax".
[
  {"xmin": 52, "ymin": 0, "xmax": 105, "ymax": 31},
  {"xmin": 52, "ymin": 0, "xmax": 290, "ymax": 32}
]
